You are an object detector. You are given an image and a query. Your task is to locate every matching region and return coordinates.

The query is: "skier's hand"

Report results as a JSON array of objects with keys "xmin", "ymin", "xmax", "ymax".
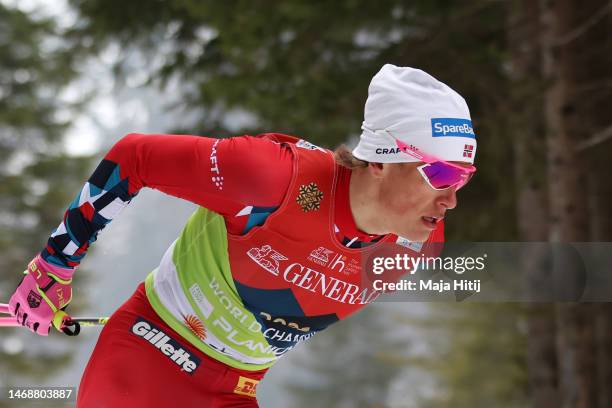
[{"xmin": 8, "ymin": 255, "xmax": 74, "ymax": 336}]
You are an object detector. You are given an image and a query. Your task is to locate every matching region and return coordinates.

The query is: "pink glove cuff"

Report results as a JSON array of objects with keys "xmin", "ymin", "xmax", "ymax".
[
  {"xmin": 34, "ymin": 255, "xmax": 75, "ymax": 281},
  {"xmin": 8, "ymin": 256, "xmax": 75, "ymax": 336}
]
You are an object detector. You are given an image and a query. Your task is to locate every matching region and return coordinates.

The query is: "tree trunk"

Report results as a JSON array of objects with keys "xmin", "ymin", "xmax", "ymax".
[
  {"xmin": 540, "ymin": 0, "xmax": 598, "ymax": 407},
  {"xmin": 508, "ymin": 1, "xmax": 559, "ymax": 407},
  {"xmin": 589, "ymin": 169, "xmax": 612, "ymax": 408},
  {"xmin": 581, "ymin": 3, "xmax": 612, "ymax": 406}
]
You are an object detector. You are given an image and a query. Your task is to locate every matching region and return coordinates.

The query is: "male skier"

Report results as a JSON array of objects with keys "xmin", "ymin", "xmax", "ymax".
[{"xmin": 8, "ymin": 64, "xmax": 477, "ymax": 407}]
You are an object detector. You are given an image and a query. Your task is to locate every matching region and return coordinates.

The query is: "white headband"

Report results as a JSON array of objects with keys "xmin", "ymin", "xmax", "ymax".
[{"xmin": 352, "ymin": 64, "xmax": 477, "ymax": 164}]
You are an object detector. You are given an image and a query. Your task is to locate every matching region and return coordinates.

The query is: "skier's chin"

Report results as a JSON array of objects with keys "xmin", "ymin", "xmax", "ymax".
[{"xmin": 394, "ymin": 225, "xmax": 430, "ymax": 243}]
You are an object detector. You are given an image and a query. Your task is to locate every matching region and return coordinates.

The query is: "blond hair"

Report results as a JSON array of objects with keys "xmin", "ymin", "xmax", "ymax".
[{"xmin": 333, "ymin": 144, "xmax": 369, "ymax": 169}]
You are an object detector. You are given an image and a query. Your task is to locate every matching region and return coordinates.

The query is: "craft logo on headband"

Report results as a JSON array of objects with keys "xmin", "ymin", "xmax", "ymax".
[{"xmin": 431, "ymin": 118, "xmax": 476, "ymax": 139}]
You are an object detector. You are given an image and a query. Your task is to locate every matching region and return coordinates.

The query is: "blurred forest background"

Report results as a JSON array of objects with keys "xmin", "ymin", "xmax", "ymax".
[{"xmin": 1, "ymin": 0, "xmax": 612, "ymax": 407}]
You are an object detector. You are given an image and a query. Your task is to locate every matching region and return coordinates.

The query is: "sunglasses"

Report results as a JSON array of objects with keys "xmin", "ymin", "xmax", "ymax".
[{"xmin": 390, "ymin": 134, "xmax": 476, "ymax": 191}]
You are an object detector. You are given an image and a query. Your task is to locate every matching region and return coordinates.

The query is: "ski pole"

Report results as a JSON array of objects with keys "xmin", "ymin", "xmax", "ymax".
[{"xmin": 0, "ymin": 303, "xmax": 109, "ymax": 336}]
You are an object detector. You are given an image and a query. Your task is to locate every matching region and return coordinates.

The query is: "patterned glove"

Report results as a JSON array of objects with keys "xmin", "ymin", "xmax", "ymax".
[{"xmin": 8, "ymin": 255, "xmax": 74, "ymax": 335}]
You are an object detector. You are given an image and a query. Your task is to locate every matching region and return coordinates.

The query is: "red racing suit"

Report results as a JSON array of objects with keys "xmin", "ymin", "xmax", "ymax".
[{"xmin": 40, "ymin": 133, "xmax": 443, "ymax": 407}]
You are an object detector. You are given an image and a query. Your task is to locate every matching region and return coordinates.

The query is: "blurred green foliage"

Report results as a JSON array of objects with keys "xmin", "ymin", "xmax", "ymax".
[
  {"xmin": 284, "ymin": 305, "xmax": 405, "ymax": 407},
  {"xmin": 411, "ymin": 303, "xmax": 529, "ymax": 408},
  {"xmin": 0, "ymin": 3, "xmax": 91, "ymax": 400}
]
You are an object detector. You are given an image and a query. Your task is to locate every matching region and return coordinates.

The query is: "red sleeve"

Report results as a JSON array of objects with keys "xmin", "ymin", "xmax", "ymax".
[
  {"xmin": 41, "ymin": 133, "xmax": 293, "ymax": 268},
  {"xmin": 105, "ymin": 133, "xmax": 293, "ymax": 216}
]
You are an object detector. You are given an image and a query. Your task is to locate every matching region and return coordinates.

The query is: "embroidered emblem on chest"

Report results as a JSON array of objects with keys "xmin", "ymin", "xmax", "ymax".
[{"xmin": 296, "ymin": 182, "xmax": 324, "ymax": 212}]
